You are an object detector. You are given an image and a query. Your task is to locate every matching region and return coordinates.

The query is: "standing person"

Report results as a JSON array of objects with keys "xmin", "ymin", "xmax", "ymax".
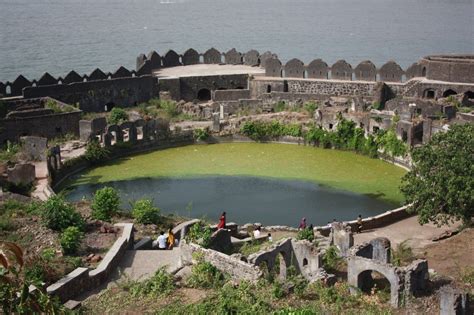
[
  {"xmin": 167, "ymin": 227, "xmax": 175, "ymax": 250},
  {"xmin": 357, "ymin": 214, "xmax": 363, "ymax": 233},
  {"xmin": 217, "ymin": 211, "xmax": 226, "ymax": 229},
  {"xmin": 267, "ymin": 233, "xmax": 273, "ymax": 242},
  {"xmin": 298, "ymin": 217, "xmax": 307, "ymax": 230}
]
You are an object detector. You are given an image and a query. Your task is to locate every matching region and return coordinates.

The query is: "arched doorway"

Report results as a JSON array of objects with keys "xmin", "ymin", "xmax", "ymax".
[
  {"xmin": 465, "ymin": 91, "xmax": 474, "ymax": 99},
  {"xmin": 105, "ymin": 102, "xmax": 115, "ymax": 112},
  {"xmin": 273, "ymin": 252, "xmax": 288, "ymax": 281},
  {"xmin": 422, "ymin": 67, "xmax": 427, "ymax": 77},
  {"xmin": 197, "ymin": 88, "xmax": 211, "ymax": 101},
  {"xmin": 357, "ymin": 270, "xmax": 391, "ymax": 302},
  {"xmin": 443, "ymin": 89, "xmax": 457, "ymax": 98},
  {"xmin": 423, "ymin": 89, "xmax": 435, "ymax": 99}
]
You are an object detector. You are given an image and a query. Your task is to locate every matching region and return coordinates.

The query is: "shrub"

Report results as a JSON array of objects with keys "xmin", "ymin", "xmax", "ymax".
[
  {"xmin": 160, "ymin": 100, "xmax": 181, "ymax": 118},
  {"xmin": 41, "ymin": 195, "xmax": 84, "ymax": 231},
  {"xmin": 187, "ymin": 253, "xmax": 225, "ymax": 289},
  {"xmin": 91, "ymin": 187, "xmax": 120, "ymax": 221},
  {"xmin": 273, "ymin": 101, "xmax": 287, "ymax": 112},
  {"xmin": 193, "ymin": 128, "xmax": 210, "ymax": 141},
  {"xmin": 391, "ymin": 240, "xmax": 414, "ymax": 266},
  {"xmin": 131, "ymin": 199, "xmax": 160, "ymax": 224},
  {"xmin": 109, "ymin": 107, "xmax": 128, "ymax": 124},
  {"xmin": 297, "ymin": 228, "xmax": 314, "ymax": 242},
  {"xmin": 372, "ymin": 101, "xmax": 383, "ymax": 110},
  {"xmin": 322, "ymin": 246, "xmax": 342, "ymax": 272},
  {"xmin": 84, "ymin": 140, "xmax": 110, "ymax": 164},
  {"xmin": 272, "ymin": 281, "xmax": 286, "ymax": 298},
  {"xmin": 60, "ymin": 226, "xmax": 83, "ymax": 255},
  {"xmin": 133, "ymin": 267, "xmax": 175, "ymax": 297},
  {"xmin": 304, "ymin": 101, "xmax": 318, "ymax": 114},
  {"xmin": 185, "ymin": 222, "xmax": 212, "ymax": 248}
]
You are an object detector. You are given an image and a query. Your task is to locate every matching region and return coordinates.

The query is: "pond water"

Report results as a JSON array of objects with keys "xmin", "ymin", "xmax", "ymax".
[{"xmin": 65, "ymin": 176, "xmax": 394, "ymax": 226}]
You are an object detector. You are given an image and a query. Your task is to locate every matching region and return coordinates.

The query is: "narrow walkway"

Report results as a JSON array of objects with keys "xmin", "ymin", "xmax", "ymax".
[
  {"xmin": 77, "ymin": 247, "xmax": 182, "ymax": 303},
  {"xmin": 118, "ymin": 248, "xmax": 182, "ymax": 281}
]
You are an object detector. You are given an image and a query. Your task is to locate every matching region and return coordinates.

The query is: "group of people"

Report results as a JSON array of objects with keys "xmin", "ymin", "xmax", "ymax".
[{"xmin": 153, "ymin": 227, "xmax": 176, "ymax": 250}]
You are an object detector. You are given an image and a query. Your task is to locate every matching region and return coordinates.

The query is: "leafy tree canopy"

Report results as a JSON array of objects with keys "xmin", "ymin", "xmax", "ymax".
[{"xmin": 401, "ymin": 124, "xmax": 473, "ymax": 226}]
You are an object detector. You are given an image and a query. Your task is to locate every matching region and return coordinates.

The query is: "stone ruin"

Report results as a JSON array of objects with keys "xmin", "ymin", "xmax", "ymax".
[{"xmin": 347, "ymin": 237, "xmax": 429, "ymax": 307}]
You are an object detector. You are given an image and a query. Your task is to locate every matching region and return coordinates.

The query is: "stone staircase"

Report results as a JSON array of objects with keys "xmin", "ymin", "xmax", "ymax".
[{"xmin": 402, "ymin": 78, "xmax": 422, "ymax": 97}]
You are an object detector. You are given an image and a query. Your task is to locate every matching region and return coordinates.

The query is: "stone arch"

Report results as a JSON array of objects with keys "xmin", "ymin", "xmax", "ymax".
[
  {"xmin": 147, "ymin": 51, "xmax": 162, "ymax": 69},
  {"xmin": 265, "ymin": 58, "xmax": 282, "ymax": 77},
  {"xmin": 306, "ymin": 59, "xmax": 329, "ymax": 79},
  {"xmin": 119, "ymin": 121, "xmax": 137, "ymax": 143},
  {"xmin": 354, "ymin": 61, "xmax": 377, "ymax": 81},
  {"xmin": 422, "ymin": 66, "xmax": 427, "ymax": 77},
  {"xmin": 63, "ymin": 70, "xmax": 83, "ymax": 84},
  {"xmin": 302, "ymin": 258, "xmax": 308, "ymax": 266},
  {"xmin": 89, "ymin": 68, "xmax": 107, "ymax": 81},
  {"xmin": 379, "ymin": 61, "xmax": 404, "ymax": 82},
  {"xmin": 442, "ymin": 89, "xmax": 457, "ymax": 97},
  {"xmin": 203, "ymin": 48, "xmax": 222, "ymax": 64},
  {"xmin": 105, "ymin": 124, "xmax": 123, "ymax": 145},
  {"xmin": 134, "ymin": 119, "xmax": 146, "ymax": 141},
  {"xmin": 197, "ymin": 88, "xmax": 211, "ymax": 101},
  {"xmin": 331, "ymin": 60, "xmax": 353, "ymax": 80},
  {"xmin": 357, "ymin": 270, "xmax": 392, "ymax": 296},
  {"xmin": 284, "ymin": 58, "xmax": 305, "ymax": 78},
  {"xmin": 5, "ymin": 84, "xmax": 12, "ymax": 96},
  {"xmin": 224, "ymin": 48, "xmax": 242, "ymax": 65},
  {"xmin": 244, "ymin": 49, "xmax": 259, "ymax": 66},
  {"xmin": 266, "ymin": 85, "xmax": 272, "ymax": 93},
  {"xmin": 182, "ymin": 48, "xmax": 200, "ymax": 65},
  {"xmin": 465, "ymin": 91, "xmax": 474, "ymax": 99},
  {"xmin": 349, "ymin": 259, "xmax": 402, "ymax": 307},
  {"xmin": 37, "ymin": 72, "xmax": 58, "ymax": 86},
  {"xmin": 162, "ymin": 50, "xmax": 181, "ymax": 67}
]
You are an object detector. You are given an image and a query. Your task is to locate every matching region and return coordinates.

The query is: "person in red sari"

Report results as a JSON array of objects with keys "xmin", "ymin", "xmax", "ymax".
[{"xmin": 217, "ymin": 211, "xmax": 226, "ymax": 229}]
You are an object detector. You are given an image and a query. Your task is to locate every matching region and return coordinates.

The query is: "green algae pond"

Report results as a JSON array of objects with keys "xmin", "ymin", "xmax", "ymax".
[{"xmin": 65, "ymin": 143, "xmax": 407, "ymax": 225}]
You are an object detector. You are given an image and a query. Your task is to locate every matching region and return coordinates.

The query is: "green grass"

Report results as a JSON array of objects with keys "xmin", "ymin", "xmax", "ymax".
[{"xmin": 68, "ymin": 143, "xmax": 406, "ymax": 204}]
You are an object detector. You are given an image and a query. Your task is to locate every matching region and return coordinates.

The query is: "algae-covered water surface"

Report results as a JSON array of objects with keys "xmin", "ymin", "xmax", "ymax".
[{"xmin": 65, "ymin": 143, "xmax": 406, "ymax": 224}]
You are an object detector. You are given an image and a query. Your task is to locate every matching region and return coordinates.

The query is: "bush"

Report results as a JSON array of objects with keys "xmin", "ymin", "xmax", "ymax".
[
  {"xmin": 160, "ymin": 100, "xmax": 181, "ymax": 118},
  {"xmin": 126, "ymin": 267, "xmax": 175, "ymax": 297},
  {"xmin": 109, "ymin": 107, "xmax": 128, "ymax": 124},
  {"xmin": 273, "ymin": 101, "xmax": 287, "ymax": 112},
  {"xmin": 187, "ymin": 253, "xmax": 225, "ymax": 289},
  {"xmin": 41, "ymin": 195, "xmax": 84, "ymax": 231},
  {"xmin": 297, "ymin": 228, "xmax": 314, "ymax": 242},
  {"xmin": 391, "ymin": 240, "xmax": 414, "ymax": 266},
  {"xmin": 60, "ymin": 226, "xmax": 83, "ymax": 255},
  {"xmin": 240, "ymin": 120, "xmax": 302, "ymax": 141},
  {"xmin": 131, "ymin": 199, "xmax": 160, "ymax": 224},
  {"xmin": 304, "ymin": 101, "xmax": 318, "ymax": 114},
  {"xmin": 84, "ymin": 140, "xmax": 110, "ymax": 164},
  {"xmin": 322, "ymin": 246, "xmax": 342, "ymax": 272},
  {"xmin": 91, "ymin": 187, "xmax": 120, "ymax": 221},
  {"xmin": 193, "ymin": 128, "xmax": 210, "ymax": 141},
  {"xmin": 185, "ymin": 222, "xmax": 212, "ymax": 248}
]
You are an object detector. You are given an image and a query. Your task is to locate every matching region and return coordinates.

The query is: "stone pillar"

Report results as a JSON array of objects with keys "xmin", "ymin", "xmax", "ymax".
[
  {"xmin": 439, "ymin": 286, "xmax": 471, "ymax": 315},
  {"xmin": 369, "ymin": 237, "xmax": 391, "ymax": 263},
  {"xmin": 103, "ymin": 133, "xmax": 112, "ymax": 147},
  {"xmin": 129, "ymin": 126, "xmax": 137, "ymax": 144},
  {"xmin": 212, "ymin": 113, "xmax": 220, "ymax": 132},
  {"xmin": 330, "ymin": 222, "xmax": 354, "ymax": 256}
]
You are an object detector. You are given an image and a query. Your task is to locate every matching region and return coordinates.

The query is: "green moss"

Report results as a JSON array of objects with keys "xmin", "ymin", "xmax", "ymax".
[{"xmin": 69, "ymin": 143, "xmax": 406, "ymax": 204}]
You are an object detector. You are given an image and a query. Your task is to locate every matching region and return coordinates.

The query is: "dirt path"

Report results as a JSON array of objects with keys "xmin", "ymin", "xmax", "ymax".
[{"xmin": 353, "ymin": 215, "xmax": 461, "ymax": 253}]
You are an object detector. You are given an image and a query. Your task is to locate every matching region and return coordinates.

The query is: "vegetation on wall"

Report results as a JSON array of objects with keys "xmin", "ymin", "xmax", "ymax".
[
  {"xmin": 240, "ymin": 121, "xmax": 302, "ymax": 140},
  {"xmin": 193, "ymin": 128, "xmax": 210, "ymax": 141},
  {"xmin": 45, "ymin": 99, "xmax": 76, "ymax": 113},
  {"xmin": 185, "ymin": 222, "xmax": 213, "ymax": 248},
  {"xmin": 109, "ymin": 107, "xmax": 129, "ymax": 125},
  {"xmin": 401, "ymin": 123, "xmax": 473, "ymax": 226}
]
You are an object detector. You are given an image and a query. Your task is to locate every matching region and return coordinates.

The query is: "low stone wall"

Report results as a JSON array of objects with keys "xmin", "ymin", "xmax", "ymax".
[
  {"xmin": 180, "ymin": 241, "xmax": 262, "ymax": 282},
  {"xmin": 213, "ymin": 89, "xmax": 251, "ymax": 102},
  {"xmin": 46, "ymin": 223, "xmax": 134, "ymax": 303},
  {"xmin": 317, "ymin": 206, "xmax": 412, "ymax": 237}
]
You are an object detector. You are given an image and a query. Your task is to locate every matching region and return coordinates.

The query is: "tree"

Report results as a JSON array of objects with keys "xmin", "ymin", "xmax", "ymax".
[{"xmin": 401, "ymin": 124, "xmax": 474, "ymax": 226}]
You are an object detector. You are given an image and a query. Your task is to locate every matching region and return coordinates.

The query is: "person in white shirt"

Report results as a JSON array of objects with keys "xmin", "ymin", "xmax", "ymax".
[
  {"xmin": 253, "ymin": 226, "xmax": 261, "ymax": 238},
  {"xmin": 153, "ymin": 231, "xmax": 167, "ymax": 250}
]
